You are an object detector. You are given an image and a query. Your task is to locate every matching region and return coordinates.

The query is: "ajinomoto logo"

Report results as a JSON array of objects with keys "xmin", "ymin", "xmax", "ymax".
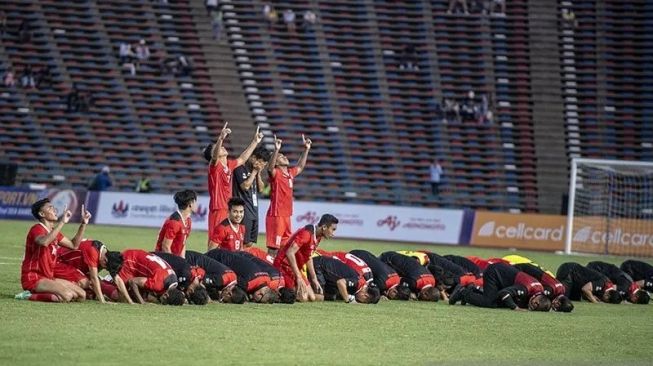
[
  {"xmin": 573, "ymin": 226, "xmax": 653, "ymax": 247},
  {"xmin": 476, "ymin": 221, "xmax": 564, "ymax": 241}
]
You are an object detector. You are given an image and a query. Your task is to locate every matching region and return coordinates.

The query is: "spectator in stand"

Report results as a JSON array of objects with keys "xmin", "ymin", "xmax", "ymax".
[
  {"xmin": 88, "ymin": 166, "xmax": 113, "ymax": 192},
  {"xmin": 136, "ymin": 175, "xmax": 152, "ymax": 193},
  {"xmin": 205, "ymin": 0, "xmax": 218, "ymax": 16},
  {"xmin": 301, "ymin": 10, "xmax": 317, "ymax": 31},
  {"xmin": 447, "ymin": 0, "xmax": 469, "ymax": 15},
  {"xmin": 177, "ymin": 55, "xmax": 192, "ymax": 76},
  {"xmin": 0, "ymin": 11, "xmax": 7, "ymax": 37},
  {"xmin": 263, "ymin": 4, "xmax": 278, "ymax": 30},
  {"xmin": 460, "ymin": 90, "xmax": 479, "ymax": 122},
  {"xmin": 429, "ymin": 159, "xmax": 443, "ymax": 197},
  {"xmin": 3, "ymin": 69, "xmax": 16, "ymax": 87},
  {"xmin": 283, "ymin": 9, "xmax": 296, "ymax": 33},
  {"xmin": 20, "ymin": 65, "xmax": 36, "ymax": 89},
  {"xmin": 135, "ymin": 39, "xmax": 151, "ymax": 64},
  {"xmin": 211, "ymin": 9, "xmax": 224, "ymax": 41},
  {"xmin": 35, "ymin": 65, "xmax": 53, "ymax": 89},
  {"xmin": 17, "ymin": 19, "xmax": 31, "ymax": 43},
  {"xmin": 119, "ymin": 42, "xmax": 136, "ymax": 75},
  {"xmin": 399, "ymin": 45, "xmax": 419, "ymax": 71},
  {"xmin": 442, "ymin": 97, "xmax": 459, "ymax": 123},
  {"xmin": 562, "ymin": 8, "xmax": 578, "ymax": 29},
  {"xmin": 490, "ymin": 0, "xmax": 506, "ymax": 16}
]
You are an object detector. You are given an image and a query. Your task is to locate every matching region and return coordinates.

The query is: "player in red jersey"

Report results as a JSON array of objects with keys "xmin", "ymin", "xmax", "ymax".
[
  {"xmin": 208, "ymin": 197, "xmax": 246, "ymax": 251},
  {"xmin": 106, "ymin": 249, "xmax": 185, "ymax": 305},
  {"xmin": 20, "ymin": 198, "xmax": 92, "ymax": 303},
  {"xmin": 265, "ymin": 134, "xmax": 311, "ymax": 256},
  {"xmin": 57, "ymin": 239, "xmax": 118, "ymax": 303},
  {"xmin": 155, "ymin": 190, "xmax": 197, "ymax": 258},
  {"xmin": 204, "ymin": 122, "xmax": 264, "ymax": 241},
  {"xmin": 273, "ymin": 214, "xmax": 338, "ymax": 302}
]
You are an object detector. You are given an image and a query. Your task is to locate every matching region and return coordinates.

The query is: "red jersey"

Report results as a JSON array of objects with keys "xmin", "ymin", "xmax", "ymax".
[
  {"xmin": 273, "ymin": 224, "xmax": 320, "ymax": 270},
  {"xmin": 267, "ymin": 167, "xmax": 299, "ymax": 217},
  {"xmin": 245, "ymin": 247, "xmax": 275, "ymax": 264},
  {"xmin": 155, "ymin": 211, "xmax": 191, "ymax": 256},
  {"xmin": 210, "ymin": 218, "xmax": 245, "ymax": 251},
  {"xmin": 208, "ymin": 159, "xmax": 239, "ymax": 210},
  {"xmin": 467, "ymin": 256, "xmax": 509, "ymax": 271},
  {"xmin": 21, "ymin": 223, "xmax": 64, "ymax": 279},
  {"xmin": 118, "ymin": 250, "xmax": 176, "ymax": 294},
  {"xmin": 320, "ymin": 250, "xmax": 373, "ymax": 283},
  {"xmin": 58, "ymin": 240, "xmax": 101, "ymax": 274},
  {"xmin": 514, "ymin": 272, "xmax": 544, "ymax": 296}
]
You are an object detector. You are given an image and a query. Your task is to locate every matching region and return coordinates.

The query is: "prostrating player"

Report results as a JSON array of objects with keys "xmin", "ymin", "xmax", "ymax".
[
  {"xmin": 236, "ymin": 251, "xmax": 283, "ymax": 292},
  {"xmin": 106, "ymin": 249, "xmax": 185, "ymax": 306},
  {"xmin": 155, "ymin": 190, "xmax": 197, "ymax": 258},
  {"xmin": 466, "ymin": 256, "xmax": 510, "ymax": 272},
  {"xmin": 185, "ymin": 250, "xmax": 238, "ymax": 302},
  {"xmin": 207, "ymin": 248, "xmax": 276, "ymax": 303},
  {"xmin": 19, "ymin": 199, "xmax": 91, "ymax": 303},
  {"xmin": 311, "ymin": 256, "xmax": 380, "ymax": 304},
  {"xmin": 556, "ymin": 262, "xmax": 622, "ymax": 304},
  {"xmin": 154, "ymin": 252, "xmax": 209, "ymax": 305},
  {"xmin": 233, "ymin": 146, "xmax": 270, "ymax": 248},
  {"xmin": 273, "ymin": 214, "xmax": 338, "ymax": 302},
  {"xmin": 421, "ymin": 251, "xmax": 483, "ymax": 295},
  {"xmin": 620, "ymin": 260, "xmax": 653, "ymax": 292},
  {"xmin": 450, "ymin": 263, "xmax": 551, "ymax": 312},
  {"xmin": 265, "ymin": 134, "xmax": 312, "ymax": 256},
  {"xmin": 57, "ymin": 239, "xmax": 118, "ymax": 303},
  {"xmin": 204, "ymin": 122, "xmax": 264, "ymax": 240},
  {"xmin": 349, "ymin": 249, "xmax": 410, "ymax": 300},
  {"xmin": 587, "ymin": 261, "xmax": 650, "ymax": 304},
  {"xmin": 208, "ymin": 197, "xmax": 246, "ymax": 251},
  {"xmin": 245, "ymin": 246, "xmax": 275, "ymax": 265},
  {"xmin": 503, "ymin": 258, "xmax": 573, "ymax": 312},
  {"xmin": 318, "ymin": 249, "xmax": 373, "ymax": 284},
  {"xmin": 443, "ymin": 254, "xmax": 482, "ymax": 276},
  {"xmin": 379, "ymin": 251, "xmax": 439, "ymax": 301}
]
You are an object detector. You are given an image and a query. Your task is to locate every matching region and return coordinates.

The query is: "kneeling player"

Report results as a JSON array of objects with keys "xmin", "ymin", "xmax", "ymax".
[
  {"xmin": 588, "ymin": 261, "xmax": 649, "ymax": 304},
  {"xmin": 312, "ymin": 256, "xmax": 380, "ymax": 304},
  {"xmin": 350, "ymin": 249, "xmax": 410, "ymax": 300},
  {"xmin": 556, "ymin": 262, "xmax": 621, "ymax": 304},
  {"xmin": 57, "ymin": 239, "xmax": 118, "ymax": 303},
  {"xmin": 620, "ymin": 260, "xmax": 653, "ymax": 292},
  {"xmin": 379, "ymin": 251, "xmax": 439, "ymax": 301},
  {"xmin": 106, "ymin": 249, "xmax": 185, "ymax": 305},
  {"xmin": 208, "ymin": 197, "xmax": 246, "ymax": 251},
  {"xmin": 450, "ymin": 263, "xmax": 551, "ymax": 312}
]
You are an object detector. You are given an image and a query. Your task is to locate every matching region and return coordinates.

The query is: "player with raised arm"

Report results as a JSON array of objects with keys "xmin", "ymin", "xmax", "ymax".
[
  {"xmin": 265, "ymin": 134, "xmax": 311, "ymax": 256},
  {"xmin": 57, "ymin": 239, "xmax": 118, "ymax": 303},
  {"xmin": 154, "ymin": 190, "xmax": 197, "ymax": 258},
  {"xmin": 19, "ymin": 199, "xmax": 91, "ymax": 302},
  {"xmin": 204, "ymin": 122, "xmax": 264, "ymax": 240}
]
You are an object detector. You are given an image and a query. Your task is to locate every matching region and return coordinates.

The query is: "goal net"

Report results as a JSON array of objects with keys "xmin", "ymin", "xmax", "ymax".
[{"xmin": 565, "ymin": 158, "xmax": 653, "ymax": 257}]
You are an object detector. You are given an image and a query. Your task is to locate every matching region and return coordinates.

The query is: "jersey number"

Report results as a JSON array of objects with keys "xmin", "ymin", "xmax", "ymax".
[{"xmin": 146, "ymin": 254, "xmax": 169, "ymax": 269}]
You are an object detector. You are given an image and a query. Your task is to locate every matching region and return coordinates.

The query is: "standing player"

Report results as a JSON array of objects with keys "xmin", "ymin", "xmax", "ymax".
[
  {"xmin": 273, "ymin": 214, "xmax": 338, "ymax": 302},
  {"xmin": 265, "ymin": 134, "xmax": 312, "ymax": 256},
  {"xmin": 19, "ymin": 199, "xmax": 91, "ymax": 302},
  {"xmin": 620, "ymin": 260, "xmax": 653, "ymax": 292},
  {"xmin": 57, "ymin": 239, "xmax": 118, "ymax": 303},
  {"xmin": 204, "ymin": 122, "xmax": 264, "ymax": 241},
  {"xmin": 311, "ymin": 255, "xmax": 380, "ymax": 304},
  {"xmin": 155, "ymin": 190, "xmax": 197, "ymax": 258},
  {"xmin": 556, "ymin": 262, "xmax": 622, "ymax": 304},
  {"xmin": 349, "ymin": 249, "xmax": 410, "ymax": 300},
  {"xmin": 106, "ymin": 249, "xmax": 185, "ymax": 305},
  {"xmin": 208, "ymin": 197, "xmax": 246, "ymax": 251},
  {"xmin": 450, "ymin": 263, "xmax": 551, "ymax": 312},
  {"xmin": 233, "ymin": 146, "xmax": 270, "ymax": 248},
  {"xmin": 587, "ymin": 261, "xmax": 650, "ymax": 304},
  {"xmin": 379, "ymin": 251, "xmax": 439, "ymax": 301}
]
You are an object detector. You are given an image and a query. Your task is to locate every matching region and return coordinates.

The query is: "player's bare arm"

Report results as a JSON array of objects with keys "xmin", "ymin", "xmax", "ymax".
[
  {"xmin": 255, "ymin": 164, "xmax": 266, "ymax": 193},
  {"xmin": 114, "ymin": 275, "xmax": 135, "ymax": 304},
  {"xmin": 306, "ymin": 258, "xmax": 322, "ymax": 295},
  {"xmin": 210, "ymin": 121, "xmax": 231, "ymax": 166},
  {"xmin": 35, "ymin": 206, "xmax": 71, "ymax": 247},
  {"xmin": 581, "ymin": 283, "xmax": 599, "ymax": 303},
  {"xmin": 295, "ymin": 134, "xmax": 311, "ymax": 175},
  {"xmin": 239, "ymin": 161, "xmax": 262, "ymax": 191},
  {"xmin": 88, "ymin": 266, "xmax": 106, "ymax": 304},
  {"xmin": 236, "ymin": 126, "xmax": 264, "ymax": 167},
  {"xmin": 161, "ymin": 238, "xmax": 173, "ymax": 254},
  {"xmin": 65, "ymin": 204, "xmax": 92, "ymax": 249},
  {"xmin": 267, "ymin": 134, "xmax": 282, "ymax": 177},
  {"xmin": 128, "ymin": 278, "xmax": 147, "ymax": 304},
  {"xmin": 336, "ymin": 279, "xmax": 352, "ymax": 303}
]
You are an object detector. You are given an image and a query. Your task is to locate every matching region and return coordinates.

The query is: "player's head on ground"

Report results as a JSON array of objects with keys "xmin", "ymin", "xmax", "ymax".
[
  {"xmin": 602, "ymin": 288, "xmax": 622, "ymax": 304},
  {"xmin": 173, "ymin": 190, "xmax": 197, "ymax": 211},
  {"xmin": 355, "ymin": 284, "xmax": 381, "ymax": 304},
  {"xmin": 630, "ymin": 289, "xmax": 650, "ymax": 304},
  {"xmin": 387, "ymin": 283, "xmax": 411, "ymax": 301},
  {"xmin": 551, "ymin": 295, "xmax": 574, "ymax": 312},
  {"xmin": 219, "ymin": 283, "xmax": 247, "ymax": 304},
  {"xmin": 228, "ymin": 197, "xmax": 246, "ymax": 224},
  {"xmin": 417, "ymin": 286, "xmax": 439, "ymax": 302},
  {"xmin": 105, "ymin": 251, "xmax": 124, "ymax": 277},
  {"xmin": 279, "ymin": 287, "xmax": 296, "ymax": 304},
  {"xmin": 317, "ymin": 214, "xmax": 339, "ymax": 239},
  {"xmin": 528, "ymin": 293, "xmax": 551, "ymax": 312},
  {"xmin": 160, "ymin": 287, "xmax": 186, "ymax": 306},
  {"xmin": 31, "ymin": 198, "xmax": 56, "ymax": 222},
  {"xmin": 188, "ymin": 285, "xmax": 209, "ymax": 305},
  {"xmin": 250, "ymin": 286, "xmax": 277, "ymax": 304}
]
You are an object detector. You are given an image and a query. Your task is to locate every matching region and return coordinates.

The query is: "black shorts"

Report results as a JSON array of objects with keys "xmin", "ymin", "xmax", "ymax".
[{"xmin": 242, "ymin": 211, "xmax": 259, "ymax": 244}]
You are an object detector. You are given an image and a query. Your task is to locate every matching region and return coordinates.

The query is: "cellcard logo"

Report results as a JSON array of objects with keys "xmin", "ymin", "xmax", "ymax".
[
  {"xmin": 111, "ymin": 201, "xmax": 129, "ymax": 218},
  {"xmin": 296, "ymin": 211, "xmax": 319, "ymax": 225},
  {"xmin": 573, "ymin": 226, "xmax": 653, "ymax": 247},
  {"xmin": 377, "ymin": 216, "xmax": 401, "ymax": 231},
  {"xmin": 192, "ymin": 204, "xmax": 208, "ymax": 221},
  {"xmin": 477, "ymin": 221, "xmax": 564, "ymax": 241}
]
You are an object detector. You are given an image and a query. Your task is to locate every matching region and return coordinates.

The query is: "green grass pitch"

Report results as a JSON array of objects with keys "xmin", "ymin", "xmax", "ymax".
[{"xmin": 1, "ymin": 219, "xmax": 652, "ymax": 365}]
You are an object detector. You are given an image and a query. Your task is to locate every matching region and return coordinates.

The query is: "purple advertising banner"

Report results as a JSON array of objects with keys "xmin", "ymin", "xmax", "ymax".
[{"xmin": 0, "ymin": 186, "xmax": 90, "ymax": 223}]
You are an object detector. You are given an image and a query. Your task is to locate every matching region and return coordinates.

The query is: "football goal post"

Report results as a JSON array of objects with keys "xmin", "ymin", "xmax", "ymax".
[{"xmin": 565, "ymin": 158, "xmax": 653, "ymax": 256}]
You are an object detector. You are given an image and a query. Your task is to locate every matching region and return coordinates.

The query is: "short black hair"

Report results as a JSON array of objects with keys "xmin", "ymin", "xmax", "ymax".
[
  {"xmin": 317, "ymin": 214, "xmax": 339, "ymax": 227},
  {"xmin": 366, "ymin": 286, "xmax": 381, "ymax": 304},
  {"xmin": 189, "ymin": 286, "xmax": 209, "ymax": 305},
  {"xmin": 31, "ymin": 198, "xmax": 50, "ymax": 220},
  {"xmin": 634, "ymin": 290, "xmax": 650, "ymax": 304},
  {"xmin": 279, "ymin": 287, "xmax": 296, "ymax": 304},
  {"xmin": 105, "ymin": 251, "xmax": 124, "ymax": 277},
  {"xmin": 418, "ymin": 286, "xmax": 439, "ymax": 302},
  {"xmin": 228, "ymin": 197, "xmax": 246, "ymax": 211},
  {"xmin": 554, "ymin": 295, "xmax": 574, "ymax": 313},
  {"xmin": 259, "ymin": 288, "xmax": 279, "ymax": 304},
  {"xmin": 531, "ymin": 294, "xmax": 552, "ymax": 312},
  {"xmin": 173, "ymin": 190, "xmax": 197, "ymax": 210},
  {"xmin": 202, "ymin": 143, "xmax": 213, "ymax": 162},
  {"xmin": 253, "ymin": 146, "xmax": 271, "ymax": 162},
  {"xmin": 206, "ymin": 286, "xmax": 220, "ymax": 301},
  {"xmin": 396, "ymin": 284, "xmax": 411, "ymax": 301},
  {"xmin": 163, "ymin": 287, "xmax": 186, "ymax": 306},
  {"xmin": 607, "ymin": 289, "xmax": 623, "ymax": 304},
  {"xmin": 231, "ymin": 286, "xmax": 247, "ymax": 304}
]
